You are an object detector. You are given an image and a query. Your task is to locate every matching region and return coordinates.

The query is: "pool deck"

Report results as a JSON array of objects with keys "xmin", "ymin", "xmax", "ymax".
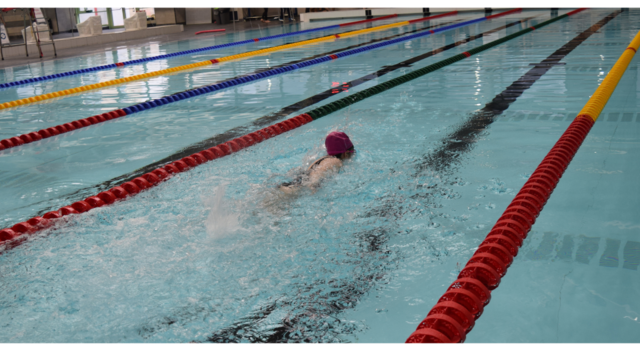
[{"xmin": 0, "ymin": 18, "xmax": 302, "ymax": 69}]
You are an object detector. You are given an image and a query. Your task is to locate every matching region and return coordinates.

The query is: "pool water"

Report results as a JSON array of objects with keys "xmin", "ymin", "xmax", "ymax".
[{"xmin": 1, "ymin": 9, "xmax": 639, "ymax": 343}]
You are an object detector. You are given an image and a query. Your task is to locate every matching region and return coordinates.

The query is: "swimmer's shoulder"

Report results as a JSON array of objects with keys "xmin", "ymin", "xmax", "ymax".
[
  {"xmin": 309, "ymin": 156, "xmax": 342, "ymax": 175},
  {"xmin": 317, "ymin": 157, "xmax": 342, "ymax": 169}
]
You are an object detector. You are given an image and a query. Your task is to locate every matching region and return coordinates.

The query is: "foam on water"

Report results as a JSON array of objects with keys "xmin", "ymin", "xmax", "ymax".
[{"xmin": 204, "ymin": 185, "xmax": 241, "ymax": 241}]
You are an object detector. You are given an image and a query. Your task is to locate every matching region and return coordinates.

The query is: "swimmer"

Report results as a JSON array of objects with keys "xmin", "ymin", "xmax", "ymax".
[{"xmin": 279, "ymin": 131, "xmax": 355, "ymax": 194}]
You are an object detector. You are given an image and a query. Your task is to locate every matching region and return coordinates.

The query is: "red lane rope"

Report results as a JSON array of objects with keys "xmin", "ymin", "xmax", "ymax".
[
  {"xmin": 0, "ymin": 109, "xmax": 128, "ymax": 151},
  {"xmin": 339, "ymin": 14, "xmax": 398, "ymax": 27},
  {"xmin": 485, "ymin": 8, "xmax": 522, "ymax": 19},
  {"xmin": 566, "ymin": 8, "xmax": 588, "ymax": 16},
  {"xmin": 0, "ymin": 114, "xmax": 315, "ymax": 246},
  {"xmin": 406, "ymin": 114, "xmax": 596, "ymax": 343}
]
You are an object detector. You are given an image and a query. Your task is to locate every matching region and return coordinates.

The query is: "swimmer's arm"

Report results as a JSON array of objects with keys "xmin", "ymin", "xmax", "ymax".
[{"xmin": 307, "ymin": 157, "xmax": 342, "ymax": 187}]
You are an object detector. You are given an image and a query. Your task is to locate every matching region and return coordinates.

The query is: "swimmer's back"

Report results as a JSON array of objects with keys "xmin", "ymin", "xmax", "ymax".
[{"xmin": 279, "ymin": 156, "xmax": 342, "ymax": 192}]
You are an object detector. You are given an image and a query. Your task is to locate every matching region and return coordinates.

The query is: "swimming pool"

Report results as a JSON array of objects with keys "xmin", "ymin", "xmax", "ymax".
[{"xmin": 0, "ymin": 9, "xmax": 639, "ymax": 342}]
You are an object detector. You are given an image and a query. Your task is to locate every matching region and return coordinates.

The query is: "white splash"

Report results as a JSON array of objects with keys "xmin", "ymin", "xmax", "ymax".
[{"xmin": 204, "ymin": 184, "xmax": 240, "ymax": 240}]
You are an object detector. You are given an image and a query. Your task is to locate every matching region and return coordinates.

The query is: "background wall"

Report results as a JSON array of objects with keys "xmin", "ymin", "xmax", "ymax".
[
  {"xmin": 185, "ymin": 8, "xmax": 212, "ymax": 25},
  {"xmin": 175, "ymin": 8, "xmax": 186, "ymax": 24},
  {"xmin": 155, "ymin": 8, "xmax": 176, "ymax": 25}
]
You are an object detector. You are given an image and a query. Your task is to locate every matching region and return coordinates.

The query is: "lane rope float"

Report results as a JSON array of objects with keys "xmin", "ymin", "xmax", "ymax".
[
  {"xmin": 0, "ymin": 9, "xmax": 583, "ymax": 250},
  {"xmin": 0, "ymin": 11, "xmax": 461, "ymax": 110},
  {"xmin": 406, "ymin": 17, "xmax": 640, "ymax": 346},
  {"xmin": 0, "ymin": 9, "xmax": 522, "ymax": 151},
  {"xmin": 0, "ymin": 14, "xmax": 400, "ymax": 90}
]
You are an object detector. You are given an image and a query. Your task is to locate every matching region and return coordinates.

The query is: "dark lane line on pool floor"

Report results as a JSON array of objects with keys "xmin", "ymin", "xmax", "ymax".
[
  {"xmin": 414, "ymin": 10, "xmax": 622, "ymax": 176},
  {"xmin": 1, "ymin": 14, "xmax": 540, "ymax": 227},
  {"xmin": 198, "ymin": 11, "xmax": 625, "ymax": 343},
  {"xmin": 523, "ymin": 231, "xmax": 640, "ymax": 270}
]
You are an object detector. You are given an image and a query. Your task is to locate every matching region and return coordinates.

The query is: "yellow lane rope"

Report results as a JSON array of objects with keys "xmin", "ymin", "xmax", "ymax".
[{"xmin": 578, "ymin": 30, "xmax": 640, "ymax": 122}]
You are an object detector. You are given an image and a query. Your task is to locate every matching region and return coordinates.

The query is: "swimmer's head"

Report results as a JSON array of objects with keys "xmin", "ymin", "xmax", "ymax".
[{"xmin": 325, "ymin": 132, "xmax": 355, "ymax": 159}]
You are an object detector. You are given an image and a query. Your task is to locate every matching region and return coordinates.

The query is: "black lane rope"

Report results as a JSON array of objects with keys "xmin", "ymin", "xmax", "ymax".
[
  {"xmin": 414, "ymin": 10, "xmax": 621, "ymax": 176},
  {"xmin": 1, "ymin": 15, "xmax": 540, "ymax": 229},
  {"xmin": 200, "ymin": 11, "xmax": 624, "ymax": 344}
]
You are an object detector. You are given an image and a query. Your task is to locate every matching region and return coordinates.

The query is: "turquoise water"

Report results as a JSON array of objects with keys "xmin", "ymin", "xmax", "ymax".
[{"xmin": 1, "ymin": 9, "xmax": 639, "ymax": 342}]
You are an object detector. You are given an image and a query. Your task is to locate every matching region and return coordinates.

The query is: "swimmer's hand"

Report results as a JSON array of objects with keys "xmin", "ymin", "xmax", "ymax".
[{"xmin": 278, "ymin": 184, "xmax": 300, "ymax": 195}]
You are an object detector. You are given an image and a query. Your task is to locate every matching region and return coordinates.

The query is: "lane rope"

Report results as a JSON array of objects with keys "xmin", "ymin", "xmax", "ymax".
[
  {"xmin": 0, "ymin": 9, "xmax": 579, "ymax": 251},
  {"xmin": 0, "ymin": 9, "xmax": 521, "ymax": 151}
]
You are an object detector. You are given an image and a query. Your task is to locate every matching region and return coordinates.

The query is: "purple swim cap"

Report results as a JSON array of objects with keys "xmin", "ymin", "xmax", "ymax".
[{"xmin": 325, "ymin": 131, "xmax": 354, "ymax": 156}]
